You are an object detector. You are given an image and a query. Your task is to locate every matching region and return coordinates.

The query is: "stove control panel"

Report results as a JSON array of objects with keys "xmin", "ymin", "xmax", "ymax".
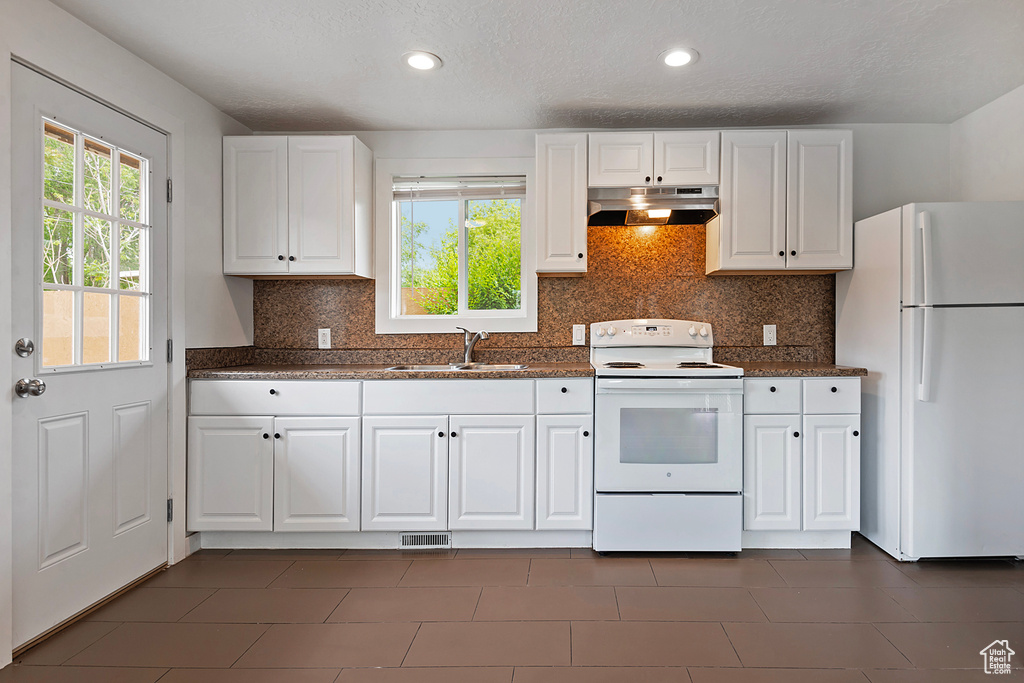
[{"xmin": 591, "ymin": 319, "xmax": 714, "ymax": 348}]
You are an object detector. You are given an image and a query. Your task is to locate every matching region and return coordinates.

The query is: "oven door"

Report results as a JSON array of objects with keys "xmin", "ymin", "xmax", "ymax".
[{"xmin": 594, "ymin": 378, "xmax": 743, "ymax": 492}]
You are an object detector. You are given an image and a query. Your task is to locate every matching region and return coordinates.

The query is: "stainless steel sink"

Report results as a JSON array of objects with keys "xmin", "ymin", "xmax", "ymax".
[{"xmin": 385, "ymin": 363, "xmax": 530, "ymax": 371}]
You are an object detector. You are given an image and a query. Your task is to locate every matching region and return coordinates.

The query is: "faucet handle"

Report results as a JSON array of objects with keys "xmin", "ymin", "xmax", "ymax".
[
  {"xmin": 478, "ymin": 330, "xmax": 490, "ymax": 339},
  {"xmin": 455, "ymin": 326, "xmax": 471, "ymax": 340}
]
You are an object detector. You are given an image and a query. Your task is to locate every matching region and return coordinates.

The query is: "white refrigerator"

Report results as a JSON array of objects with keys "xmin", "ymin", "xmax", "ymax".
[{"xmin": 837, "ymin": 201, "xmax": 1024, "ymax": 561}]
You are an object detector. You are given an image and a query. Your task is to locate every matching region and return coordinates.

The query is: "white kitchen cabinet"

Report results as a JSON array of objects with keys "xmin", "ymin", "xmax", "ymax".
[
  {"xmin": 707, "ymin": 129, "xmax": 852, "ymax": 274},
  {"xmin": 802, "ymin": 414, "xmax": 860, "ymax": 530},
  {"xmin": 535, "ymin": 134, "xmax": 588, "ymax": 273},
  {"xmin": 223, "ymin": 135, "xmax": 373, "ymax": 277},
  {"xmin": 742, "ymin": 377, "xmax": 861, "ymax": 540},
  {"xmin": 448, "ymin": 415, "xmax": 535, "ymax": 530},
  {"xmin": 588, "ymin": 131, "xmax": 720, "ymax": 187},
  {"xmin": 274, "ymin": 417, "xmax": 360, "ymax": 532},
  {"xmin": 743, "ymin": 414, "xmax": 801, "ymax": 531},
  {"xmin": 187, "ymin": 416, "xmax": 274, "ymax": 531},
  {"xmin": 536, "ymin": 414, "xmax": 593, "ymax": 530},
  {"xmin": 361, "ymin": 416, "xmax": 449, "ymax": 531}
]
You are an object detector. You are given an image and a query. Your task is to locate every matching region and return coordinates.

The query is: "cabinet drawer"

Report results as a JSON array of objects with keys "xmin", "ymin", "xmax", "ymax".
[
  {"xmin": 190, "ymin": 380, "xmax": 361, "ymax": 416},
  {"xmin": 743, "ymin": 379, "xmax": 801, "ymax": 414},
  {"xmin": 363, "ymin": 379, "xmax": 535, "ymax": 415},
  {"xmin": 802, "ymin": 378, "xmax": 860, "ymax": 414},
  {"xmin": 536, "ymin": 378, "xmax": 594, "ymax": 414}
]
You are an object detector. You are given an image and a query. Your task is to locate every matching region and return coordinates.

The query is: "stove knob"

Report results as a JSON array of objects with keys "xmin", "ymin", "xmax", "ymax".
[
  {"xmin": 607, "ymin": 326, "xmax": 617, "ymax": 337},
  {"xmin": 699, "ymin": 326, "xmax": 708, "ymax": 338},
  {"xmin": 596, "ymin": 326, "xmax": 606, "ymax": 337},
  {"xmin": 688, "ymin": 325, "xmax": 697, "ymax": 337}
]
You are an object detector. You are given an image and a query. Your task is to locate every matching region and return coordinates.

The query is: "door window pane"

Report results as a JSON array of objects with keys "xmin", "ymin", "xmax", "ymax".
[
  {"xmin": 82, "ymin": 292, "xmax": 111, "ymax": 364},
  {"xmin": 83, "ymin": 139, "xmax": 113, "ymax": 215},
  {"xmin": 43, "ymin": 206, "xmax": 74, "ymax": 285},
  {"xmin": 83, "ymin": 215, "xmax": 112, "ymax": 288},
  {"xmin": 619, "ymin": 408, "xmax": 719, "ymax": 465},
  {"xmin": 119, "ymin": 224, "xmax": 142, "ymax": 290},
  {"xmin": 119, "ymin": 153, "xmax": 142, "ymax": 223},
  {"xmin": 118, "ymin": 295, "xmax": 143, "ymax": 362},
  {"xmin": 43, "ymin": 122, "xmax": 75, "ymax": 205},
  {"xmin": 398, "ymin": 199, "xmax": 458, "ymax": 315},
  {"xmin": 42, "ymin": 289, "xmax": 74, "ymax": 367},
  {"xmin": 466, "ymin": 198, "xmax": 521, "ymax": 311}
]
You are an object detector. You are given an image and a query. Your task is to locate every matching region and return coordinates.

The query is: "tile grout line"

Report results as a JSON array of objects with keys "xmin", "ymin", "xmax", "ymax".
[
  {"xmin": 612, "ymin": 586, "xmax": 622, "ymax": 620},
  {"xmin": 398, "ymin": 622, "xmax": 423, "ymax": 668},
  {"xmin": 745, "ymin": 588, "xmax": 772, "ymax": 623},
  {"xmin": 868, "ymin": 621, "xmax": 917, "ymax": 669},
  {"xmin": 151, "ymin": 668, "xmax": 174, "ymax": 682},
  {"xmin": 51, "ymin": 621, "xmax": 125, "ymax": 668},
  {"xmin": 174, "ymin": 587, "xmax": 220, "ymax": 623},
  {"xmin": 718, "ymin": 621, "xmax": 746, "ymax": 668},
  {"xmin": 321, "ymin": 588, "xmax": 351, "ymax": 623},
  {"xmin": 470, "ymin": 586, "xmax": 484, "ymax": 621},
  {"xmin": 223, "ymin": 622, "xmax": 273, "ymax": 670},
  {"xmin": 395, "ymin": 559, "xmax": 415, "ymax": 587}
]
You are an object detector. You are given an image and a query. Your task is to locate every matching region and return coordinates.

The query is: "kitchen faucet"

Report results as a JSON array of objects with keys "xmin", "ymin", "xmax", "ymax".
[{"xmin": 456, "ymin": 327, "xmax": 490, "ymax": 364}]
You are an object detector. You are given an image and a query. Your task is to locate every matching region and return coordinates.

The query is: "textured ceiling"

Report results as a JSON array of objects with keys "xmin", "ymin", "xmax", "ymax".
[{"xmin": 50, "ymin": 0, "xmax": 1024, "ymax": 131}]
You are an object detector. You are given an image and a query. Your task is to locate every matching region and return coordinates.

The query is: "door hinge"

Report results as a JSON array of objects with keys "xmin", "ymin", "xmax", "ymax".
[
  {"xmin": 167, "ymin": 339, "xmax": 173, "ymax": 364},
  {"xmin": 166, "ymin": 498, "xmax": 173, "ymax": 523},
  {"xmin": 166, "ymin": 178, "xmax": 173, "ymax": 203}
]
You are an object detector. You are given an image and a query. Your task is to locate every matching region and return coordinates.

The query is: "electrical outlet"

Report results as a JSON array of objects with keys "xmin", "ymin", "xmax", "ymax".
[
  {"xmin": 763, "ymin": 324, "xmax": 777, "ymax": 346},
  {"xmin": 572, "ymin": 324, "xmax": 586, "ymax": 346},
  {"xmin": 318, "ymin": 328, "xmax": 331, "ymax": 349}
]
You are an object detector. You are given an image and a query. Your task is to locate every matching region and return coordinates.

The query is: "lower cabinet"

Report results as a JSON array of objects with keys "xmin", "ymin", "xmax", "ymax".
[
  {"xmin": 361, "ymin": 416, "xmax": 448, "ymax": 531},
  {"xmin": 743, "ymin": 414, "xmax": 801, "ymax": 530},
  {"xmin": 536, "ymin": 415, "xmax": 593, "ymax": 530},
  {"xmin": 802, "ymin": 414, "xmax": 860, "ymax": 530}
]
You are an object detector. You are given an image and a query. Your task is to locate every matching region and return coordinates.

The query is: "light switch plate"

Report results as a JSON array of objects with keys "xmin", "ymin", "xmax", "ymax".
[
  {"xmin": 763, "ymin": 324, "xmax": 777, "ymax": 346},
  {"xmin": 572, "ymin": 324, "xmax": 586, "ymax": 346},
  {"xmin": 318, "ymin": 328, "xmax": 331, "ymax": 349}
]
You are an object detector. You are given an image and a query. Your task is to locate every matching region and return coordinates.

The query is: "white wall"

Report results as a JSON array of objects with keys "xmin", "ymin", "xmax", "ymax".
[
  {"xmin": 950, "ymin": 83, "xmax": 1024, "ymax": 201},
  {"xmin": 0, "ymin": 0, "xmax": 250, "ymax": 664}
]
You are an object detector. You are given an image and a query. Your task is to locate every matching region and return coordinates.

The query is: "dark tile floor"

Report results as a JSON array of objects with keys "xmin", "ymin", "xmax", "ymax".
[{"xmin": 2, "ymin": 535, "xmax": 1022, "ymax": 682}]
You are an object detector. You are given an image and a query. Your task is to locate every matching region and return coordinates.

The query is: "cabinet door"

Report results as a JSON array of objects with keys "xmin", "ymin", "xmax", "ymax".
[
  {"xmin": 716, "ymin": 131, "xmax": 787, "ymax": 270},
  {"xmin": 274, "ymin": 417, "xmax": 360, "ymax": 532},
  {"xmin": 535, "ymin": 134, "xmax": 588, "ymax": 272},
  {"xmin": 187, "ymin": 416, "xmax": 274, "ymax": 531},
  {"xmin": 654, "ymin": 131, "xmax": 720, "ymax": 185},
  {"xmin": 288, "ymin": 136, "xmax": 355, "ymax": 274},
  {"xmin": 587, "ymin": 132, "xmax": 654, "ymax": 187},
  {"xmin": 223, "ymin": 137, "xmax": 288, "ymax": 274},
  {"xmin": 786, "ymin": 130, "xmax": 853, "ymax": 270},
  {"xmin": 449, "ymin": 415, "xmax": 535, "ymax": 530},
  {"xmin": 536, "ymin": 415, "xmax": 593, "ymax": 530},
  {"xmin": 743, "ymin": 414, "xmax": 801, "ymax": 531},
  {"xmin": 361, "ymin": 416, "xmax": 448, "ymax": 531},
  {"xmin": 802, "ymin": 414, "xmax": 860, "ymax": 530}
]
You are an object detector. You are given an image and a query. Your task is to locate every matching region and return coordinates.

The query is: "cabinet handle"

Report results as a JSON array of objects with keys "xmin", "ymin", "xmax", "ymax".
[
  {"xmin": 262, "ymin": 433, "xmax": 270, "ymax": 439},
  {"xmin": 779, "ymin": 251, "xmax": 784, "ymax": 257},
  {"xmin": 438, "ymin": 431, "xmax": 444, "ymax": 438},
  {"xmin": 656, "ymin": 175, "xmax": 663, "ymax": 182},
  {"xmin": 269, "ymin": 389, "xmax": 277, "ymax": 395},
  {"xmin": 645, "ymin": 176, "xmax": 651, "ymax": 183},
  {"xmin": 583, "ymin": 430, "xmax": 590, "ymax": 437},
  {"xmin": 577, "ymin": 252, "xmax": 584, "ymax": 259},
  {"xmin": 770, "ymin": 386, "xmax": 777, "ymax": 392},
  {"xmin": 831, "ymin": 386, "xmax": 838, "ymax": 393},
  {"xmin": 561, "ymin": 387, "xmax": 568, "ymax": 393},
  {"xmin": 288, "ymin": 255, "xmax": 295, "ymax": 261},
  {"xmin": 853, "ymin": 430, "xmax": 859, "ymax": 437},
  {"xmin": 274, "ymin": 433, "xmax": 281, "ymax": 439},
  {"xmin": 793, "ymin": 431, "xmax": 800, "ymax": 437},
  {"xmin": 791, "ymin": 250, "xmax": 797, "ymax": 256},
  {"xmin": 450, "ymin": 431, "xmax": 457, "ymax": 437},
  {"xmin": 278, "ymin": 255, "xmax": 284, "ymax": 261}
]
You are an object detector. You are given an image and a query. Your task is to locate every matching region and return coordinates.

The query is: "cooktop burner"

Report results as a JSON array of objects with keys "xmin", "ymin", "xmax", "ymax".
[
  {"xmin": 604, "ymin": 361, "xmax": 645, "ymax": 369},
  {"xmin": 676, "ymin": 362, "xmax": 724, "ymax": 369}
]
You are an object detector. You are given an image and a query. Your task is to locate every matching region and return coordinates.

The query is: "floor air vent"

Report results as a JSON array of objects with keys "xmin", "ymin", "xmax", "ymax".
[{"xmin": 400, "ymin": 532, "xmax": 451, "ymax": 549}]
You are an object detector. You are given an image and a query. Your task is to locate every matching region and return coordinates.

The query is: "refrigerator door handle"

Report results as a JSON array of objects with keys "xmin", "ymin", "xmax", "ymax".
[
  {"xmin": 918, "ymin": 307, "xmax": 933, "ymax": 402},
  {"xmin": 918, "ymin": 210, "xmax": 933, "ymax": 306}
]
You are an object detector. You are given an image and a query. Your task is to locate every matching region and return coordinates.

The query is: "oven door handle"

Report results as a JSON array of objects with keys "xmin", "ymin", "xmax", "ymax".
[{"xmin": 597, "ymin": 378, "xmax": 743, "ymax": 394}]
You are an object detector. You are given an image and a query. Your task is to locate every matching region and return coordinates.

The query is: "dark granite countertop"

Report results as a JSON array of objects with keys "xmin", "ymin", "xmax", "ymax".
[
  {"xmin": 733, "ymin": 362, "xmax": 867, "ymax": 377},
  {"xmin": 188, "ymin": 362, "xmax": 595, "ymax": 380}
]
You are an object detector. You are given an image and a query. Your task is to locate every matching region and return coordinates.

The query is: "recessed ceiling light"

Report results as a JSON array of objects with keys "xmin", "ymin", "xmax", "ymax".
[
  {"xmin": 660, "ymin": 48, "xmax": 699, "ymax": 67},
  {"xmin": 403, "ymin": 51, "xmax": 443, "ymax": 71}
]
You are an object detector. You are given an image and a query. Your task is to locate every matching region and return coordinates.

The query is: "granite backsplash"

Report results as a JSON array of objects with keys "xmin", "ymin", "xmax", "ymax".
[{"xmin": 188, "ymin": 224, "xmax": 835, "ymax": 369}]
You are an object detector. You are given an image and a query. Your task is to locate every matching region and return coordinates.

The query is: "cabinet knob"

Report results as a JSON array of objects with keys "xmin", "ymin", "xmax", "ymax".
[
  {"xmin": 450, "ymin": 431, "xmax": 457, "ymax": 437},
  {"xmin": 831, "ymin": 386, "xmax": 838, "ymax": 393},
  {"xmin": 269, "ymin": 389, "xmax": 277, "ymax": 395},
  {"xmin": 645, "ymin": 176, "xmax": 651, "ymax": 183},
  {"xmin": 791, "ymin": 250, "xmax": 796, "ymax": 256},
  {"xmin": 853, "ymin": 430, "xmax": 859, "ymax": 437},
  {"xmin": 438, "ymin": 431, "xmax": 445, "ymax": 438},
  {"xmin": 770, "ymin": 386, "xmax": 777, "ymax": 392},
  {"xmin": 577, "ymin": 252, "xmax": 584, "ymax": 259},
  {"xmin": 793, "ymin": 431, "xmax": 800, "ymax": 437},
  {"xmin": 561, "ymin": 387, "xmax": 568, "ymax": 393},
  {"xmin": 278, "ymin": 255, "xmax": 284, "ymax": 261},
  {"xmin": 274, "ymin": 433, "xmax": 281, "ymax": 439},
  {"xmin": 779, "ymin": 251, "xmax": 784, "ymax": 257},
  {"xmin": 288, "ymin": 255, "xmax": 295, "ymax": 261},
  {"xmin": 263, "ymin": 433, "xmax": 270, "ymax": 439},
  {"xmin": 656, "ymin": 176, "xmax": 663, "ymax": 182},
  {"xmin": 583, "ymin": 430, "xmax": 590, "ymax": 437}
]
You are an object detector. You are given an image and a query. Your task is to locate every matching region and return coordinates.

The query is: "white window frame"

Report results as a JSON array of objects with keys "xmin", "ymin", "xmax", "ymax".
[{"xmin": 375, "ymin": 157, "xmax": 537, "ymax": 334}]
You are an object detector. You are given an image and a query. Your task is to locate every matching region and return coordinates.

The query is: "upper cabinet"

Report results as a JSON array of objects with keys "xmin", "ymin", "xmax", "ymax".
[
  {"xmin": 588, "ymin": 131, "xmax": 720, "ymax": 187},
  {"xmin": 535, "ymin": 134, "xmax": 588, "ymax": 273},
  {"xmin": 707, "ymin": 129, "xmax": 852, "ymax": 274},
  {"xmin": 223, "ymin": 135, "xmax": 373, "ymax": 278}
]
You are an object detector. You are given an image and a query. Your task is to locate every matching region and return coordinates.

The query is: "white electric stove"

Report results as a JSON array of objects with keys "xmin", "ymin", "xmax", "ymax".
[{"xmin": 590, "ymin": 319, "xmax": 745, "ymax": 552}]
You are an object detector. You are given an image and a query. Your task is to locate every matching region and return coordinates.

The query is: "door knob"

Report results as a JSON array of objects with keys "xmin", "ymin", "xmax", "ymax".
[{"xmin": 15, "ymin": 378, "xmax": 46, "ymax": 398}]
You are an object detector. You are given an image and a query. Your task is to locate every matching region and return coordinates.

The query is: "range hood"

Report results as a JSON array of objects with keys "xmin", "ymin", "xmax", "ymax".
[{"xmin": 587, "ymin": 186, "xmax": 719, "ymax": 226}]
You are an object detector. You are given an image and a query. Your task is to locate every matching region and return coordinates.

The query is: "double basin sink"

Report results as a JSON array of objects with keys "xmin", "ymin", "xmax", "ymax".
[{"xmin": 386, "ymin": 363, "xmax": 530, "ymax": 372}]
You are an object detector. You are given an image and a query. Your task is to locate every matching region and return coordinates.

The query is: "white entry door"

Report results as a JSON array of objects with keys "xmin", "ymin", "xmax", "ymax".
[{"xmin": 11, "ymin": 63, "xmax": 169, "ymax": 648}]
